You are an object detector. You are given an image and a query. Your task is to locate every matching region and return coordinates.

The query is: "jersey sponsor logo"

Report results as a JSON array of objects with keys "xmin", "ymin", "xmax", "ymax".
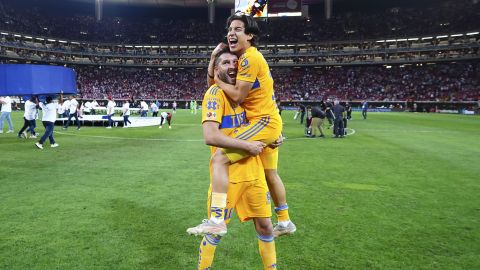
[{"xmin": 219, "ymin": 111, "xmax": 246, "ymax": 129}]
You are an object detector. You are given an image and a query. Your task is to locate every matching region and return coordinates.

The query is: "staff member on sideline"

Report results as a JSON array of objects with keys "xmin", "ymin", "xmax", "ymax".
[
  {"xmin": 332, "ymin": 99, "xmax": 346, "ymax": 138},
  {"xmin": 309, "ymin": 106, "xmax": 326, "ymax": 138}
]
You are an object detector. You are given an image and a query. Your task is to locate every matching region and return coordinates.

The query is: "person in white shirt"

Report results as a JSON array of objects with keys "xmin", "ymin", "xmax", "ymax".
[
  {"xmin": 140, "ymin": 100, "xmax": 148, "ymax": 117},
  {"xmin": 150, "ymin": 102, "xmax": 159, "ymax": 117},
  {"xmin": 0, "ymin": 96, "xmax": 14, "ymax": 133},
  {"xmin": 57, "ymin": 100, "xmax": 66, "ymax": 117},
  {"xmin": 122, "ymin": 100, "xmax": 131, "ymax": 128},
  {"xmin": 35, "ymin": 95, "xmax": 61, "ymax": 149},
  {"xmin": 63, "ymin": 95, "xmax": 81, "ymax": 130},
  {"xmin": 90, "ymin": 100, "xmax": 99, "ymax": 115},
  {"xmin": 18, "ymin": 96, "xmax": 38, "ymax": 138},
  {"xmin": 83, "ymin": 101, "xmax": 92, "ymax": 115},
  {"xmin": 172, "ymin": 101, "xmax": 177, "ymax": 114},
  {"xmin": 159, "ymin": 111, "xmax": 172, "ymax": 129},
  {"xmin": 106, "ymin": 96, "xmax": 116, "ymax": 128}
]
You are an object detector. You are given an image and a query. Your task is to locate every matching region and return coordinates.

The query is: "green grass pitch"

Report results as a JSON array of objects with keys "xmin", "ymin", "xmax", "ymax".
[{"xmin": 1, "ymin": 110, "xmax": 479, "ymax": 269}]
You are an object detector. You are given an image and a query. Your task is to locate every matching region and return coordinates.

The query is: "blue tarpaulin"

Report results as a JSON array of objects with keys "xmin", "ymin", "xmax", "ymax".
[{"xmin": 0, "ymin": 64, "xmax": 77, "ymax": 96}]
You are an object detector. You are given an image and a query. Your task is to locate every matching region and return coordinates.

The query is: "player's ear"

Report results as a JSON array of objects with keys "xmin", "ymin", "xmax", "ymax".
[{"xmin": 247, "ymin": 33, "xmax": 253, "ymax": 42}]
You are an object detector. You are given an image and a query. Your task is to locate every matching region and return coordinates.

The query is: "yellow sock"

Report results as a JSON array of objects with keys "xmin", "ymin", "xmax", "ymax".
[
  {"xmin": 198, "ymin": 234, "xmax": 221, "ymax": 270},
  {"xmin": 275, "ymin": 204, "xmax": 290, "ymax": 222},
  {"xmin": 258, "ymin": 234, "xmax": 277, "ymax": 269},
  {"xmin": 210, "ymin": 192, "xmax": 227, "ymax": 223}
]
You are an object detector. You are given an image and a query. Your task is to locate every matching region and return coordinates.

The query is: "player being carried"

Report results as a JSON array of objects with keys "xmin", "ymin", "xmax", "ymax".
[
  {"xmin": 190, "ymin": 13, "xmax": 296, "ymax": 237},
  {"xmin": 188, "ymin": 48, "xmax": 278, "ymax": 269}
]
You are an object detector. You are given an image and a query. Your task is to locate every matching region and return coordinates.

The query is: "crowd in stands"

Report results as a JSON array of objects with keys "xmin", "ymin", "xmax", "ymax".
[
  {"xmin": 0, "ymin": 0, "xmax": 478, "ymax": 44},
  {"xmin": 75, "ymin": 62, "xmax": 479, "ymax": 102},
  {"xmin": 76, "ymin": 66, "xmax": 206, "ymax": 100}
]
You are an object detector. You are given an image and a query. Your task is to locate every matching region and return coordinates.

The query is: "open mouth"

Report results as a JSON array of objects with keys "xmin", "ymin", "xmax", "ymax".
[
  {"xmin": 228, "ymin": 69, "xmax": 236, "ymax": 79},
  {"xmin": 228, "ymin": 38, "xmax": 238, "ymax": 48}
]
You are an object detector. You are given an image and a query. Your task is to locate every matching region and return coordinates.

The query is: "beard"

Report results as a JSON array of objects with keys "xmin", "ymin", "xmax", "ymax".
[{"xmin": 219, "ymin": 72, "xmax": 234, "ymax": 85}]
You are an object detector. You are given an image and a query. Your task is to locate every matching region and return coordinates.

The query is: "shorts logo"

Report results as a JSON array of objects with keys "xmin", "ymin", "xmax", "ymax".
[{"xmin": 266, "ymin": 191, "xmax": 271, "ymax": 204}]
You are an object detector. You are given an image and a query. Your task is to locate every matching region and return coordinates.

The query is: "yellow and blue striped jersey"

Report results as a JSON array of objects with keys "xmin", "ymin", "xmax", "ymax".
[
  {"xmin": 202, "ymin": 84, "xmax": 263, "ymax": 183},
  {"xmin": 236, "ymin": 46, "xmax": 282, "ymax": 126}
]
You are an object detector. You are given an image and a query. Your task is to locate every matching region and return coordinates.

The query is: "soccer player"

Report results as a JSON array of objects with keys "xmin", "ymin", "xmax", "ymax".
[
  {"xmin": 197, "ymin": 13, "xmax": 295, "ymax": 237},
  {"xmin": 158, "ymin": 111, "xmax": 172, "ymax": 129},
  {"xmin": 188, "ymin": 49, "xmax": 276, "ymax": 269}
]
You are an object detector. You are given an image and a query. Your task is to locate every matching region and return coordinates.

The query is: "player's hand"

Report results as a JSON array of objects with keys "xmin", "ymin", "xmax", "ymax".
[
  {"xmin": 211, "ymin": 43, "xmax": 228, "ymax": 58},
  {"xmin": 245, "ymin": 141, "xmax": 266, "ymax": 156},
  {"xmin": 269, "ymin": 135, "xmax": 284, "ymax": 149}
]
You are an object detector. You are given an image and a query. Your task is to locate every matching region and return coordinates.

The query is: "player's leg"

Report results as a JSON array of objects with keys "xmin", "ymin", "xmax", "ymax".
[
  {"xmin": 197, "ymin": 234, "xmax": 221, "ymax": 270},
  {"xmin": 208, "ymin": 148, "xmax": 231, "ymax": 226},
  {"xmin": 238, "ymin": 176, "xmax": 276, "ymax": 269},
  {"xmin": 195, "ymin": 182, "xmax": 245, "ymax": 268},
  {"xmin": 261, "ymin": 147, "xmax": 296, "ymax": 237},
  {"xmin": 254, "ymin": 218, "xmax": 277, "ymax": 269},
  {"xmin": 199, "ymin": 118, "xmax": 281, "ymax": 235}
]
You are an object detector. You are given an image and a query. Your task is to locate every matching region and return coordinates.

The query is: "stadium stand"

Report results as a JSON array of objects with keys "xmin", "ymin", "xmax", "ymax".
[{"xmin": 0, "ymin": 0, "xmax": 478, "ymax": 106}]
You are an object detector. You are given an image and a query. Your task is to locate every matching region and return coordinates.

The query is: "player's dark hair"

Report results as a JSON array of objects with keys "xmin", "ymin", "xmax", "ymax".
[
  {"xmin": 46, "ymin": 96, "xmax": 53, "ymax": 103},
  {"xmin": 226, "ymin": 14, "xmax": 260, "ymax": 47},
  {"xmin": 213, "ymin": 47, "xmax": 234, "ymax": 68}
]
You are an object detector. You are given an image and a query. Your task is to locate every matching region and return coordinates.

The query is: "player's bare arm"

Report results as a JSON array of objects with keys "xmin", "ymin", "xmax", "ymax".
[
  {"xmin": 214, "ymin": 75, "xmax": 252, "ymax": 104},
  {"xmin": 208, "ymin": 43, "xmax": 228, "ymax": 86},
  {"xmin": 203, "ymin": 121, "xmax": 265, "ymax": 156}
]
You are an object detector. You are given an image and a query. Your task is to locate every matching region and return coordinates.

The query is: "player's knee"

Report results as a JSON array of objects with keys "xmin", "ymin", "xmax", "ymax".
[
  {"xmin": 211, "ymin": 149, "xmax": 230, "ymax": 165},
  {"xmin": 254, "ymin": 218, "xmax": 273, "ymax": 236}
]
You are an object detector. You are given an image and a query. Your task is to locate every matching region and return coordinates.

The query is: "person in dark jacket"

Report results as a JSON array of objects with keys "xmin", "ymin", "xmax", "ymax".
[
  {"xmin": 332, "ymin": 99, "xmax": 346, "ymax": 138},
  {"xmin": 309, "ymin": 106, "xmax": 326, "ymax": 138}
]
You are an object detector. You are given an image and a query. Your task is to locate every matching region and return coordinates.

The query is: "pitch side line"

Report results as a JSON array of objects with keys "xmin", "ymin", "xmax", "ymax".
[
  {"xmin": 286, "ymin": 128, "xmax": 356, "ymax": 140},
  {"xmin": 54, "ymin": 131, "xmax": 203, "ymax": 142},
  {"xmin": 55, "ymin": 128, "xmax": 356, "ymax": 142}
]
